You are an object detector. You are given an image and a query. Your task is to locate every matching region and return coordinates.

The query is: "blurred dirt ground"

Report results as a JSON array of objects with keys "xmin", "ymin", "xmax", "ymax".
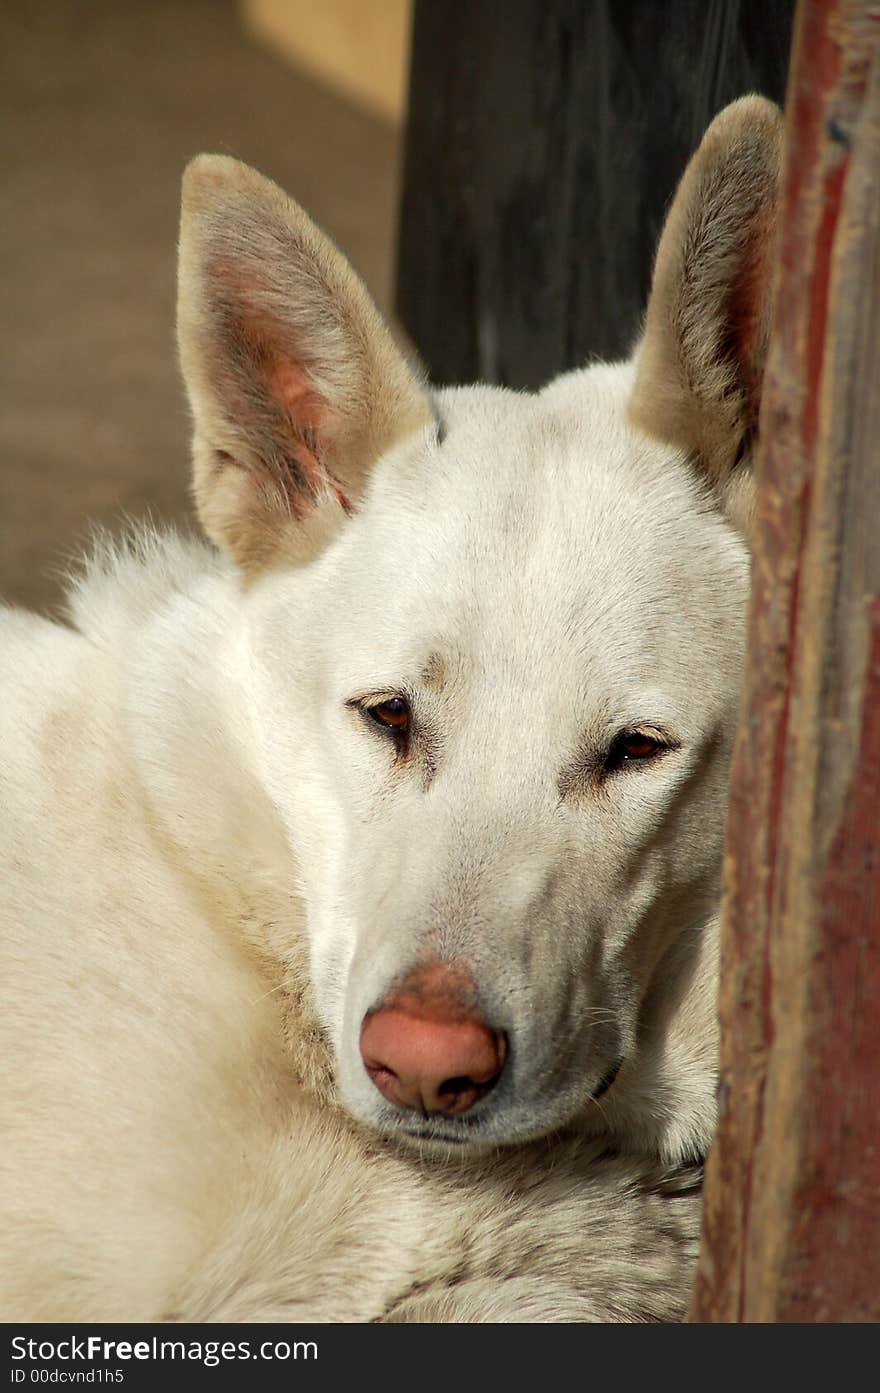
[{"xmin": 0, "ymin": 0, "xmax": 401, "ymax": 613}]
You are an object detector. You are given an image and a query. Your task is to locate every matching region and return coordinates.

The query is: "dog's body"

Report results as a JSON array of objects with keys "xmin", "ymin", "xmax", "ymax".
[{"xmin": 0, "ymin": 97, "xmax": 783, "ymax": 1322}]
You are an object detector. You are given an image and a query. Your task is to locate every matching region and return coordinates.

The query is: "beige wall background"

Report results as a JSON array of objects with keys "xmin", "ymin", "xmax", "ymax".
[
  {"xmin": 1, "ymin": 0, "xmax": 408, "ymax": 614},
  {"xmin": 242, "ymin": 0, "xmax": 413, "ymax": 124}
]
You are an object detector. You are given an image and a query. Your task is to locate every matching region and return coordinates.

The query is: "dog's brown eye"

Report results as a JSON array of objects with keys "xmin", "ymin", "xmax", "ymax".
[
  {"xmin": 619, "ymin": 734, "xmax": 662, "ymax": 760},
  {"xmin": 368, "ymin": 697, "xmax": 410, "ymax": 733},
  {"xmin": 606, "ymin": 730, "xmax": 668, "ymax": 772}
]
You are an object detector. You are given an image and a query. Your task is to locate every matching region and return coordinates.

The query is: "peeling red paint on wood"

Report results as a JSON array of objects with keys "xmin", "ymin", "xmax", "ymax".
[{"xmin": 690, "ymin": 0, "xmax": 880, "ymax": 1322}]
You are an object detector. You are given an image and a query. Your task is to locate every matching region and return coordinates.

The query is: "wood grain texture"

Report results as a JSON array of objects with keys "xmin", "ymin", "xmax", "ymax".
[
  {"xmin": 690, "ymin": 0, "xmax": 880, "ymax": 1323},
  {"xmin": 396, "ymin": 0, "xmax": 794, "ymax": 387}
]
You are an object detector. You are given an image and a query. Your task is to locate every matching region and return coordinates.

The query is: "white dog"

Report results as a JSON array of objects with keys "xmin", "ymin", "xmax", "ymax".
[{"xmin": 0, "ymin": 95, "xmax": 782, "ymax": 1322}]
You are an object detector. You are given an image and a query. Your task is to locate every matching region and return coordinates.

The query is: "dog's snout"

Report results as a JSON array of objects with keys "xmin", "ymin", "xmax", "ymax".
[{"xmin": 360, "ymin": 964, "xmax": 507, "ymax": 1116}]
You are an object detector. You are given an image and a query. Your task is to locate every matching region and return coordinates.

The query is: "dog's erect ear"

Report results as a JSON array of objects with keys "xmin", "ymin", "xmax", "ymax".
[
  {"xmin": 178, "ymin": 156, "xmax": 432, "ymax": 570},
  {"xmin": 629, "ymin": 96, "xmax": 784, "ymax": 526}
]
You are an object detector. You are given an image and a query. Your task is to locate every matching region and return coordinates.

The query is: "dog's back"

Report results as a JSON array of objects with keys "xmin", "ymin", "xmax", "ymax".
[{"xmin": 0, "ymin": 593, "xmax": 287, "ymax": 1317}]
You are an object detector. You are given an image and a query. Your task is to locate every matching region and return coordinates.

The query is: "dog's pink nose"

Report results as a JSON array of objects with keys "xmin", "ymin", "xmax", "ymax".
[
  {"xmin": 360, "ymin": 966, "xmax": 507, "ymax": 1115},
  {"xmin": 361, "ymin": 1010, "xmax": 507, "ymax": 1113}
]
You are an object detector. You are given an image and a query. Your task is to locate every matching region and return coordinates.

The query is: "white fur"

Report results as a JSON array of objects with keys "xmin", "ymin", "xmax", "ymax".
[{"xmin": 0, "ymin": 98, "xmax": 783, "ymax": 1322}]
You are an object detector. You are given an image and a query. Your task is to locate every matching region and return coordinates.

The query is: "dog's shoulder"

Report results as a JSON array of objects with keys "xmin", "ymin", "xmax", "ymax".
[{"xmin": 64, "ymin": 526, "xmax": 224, "ymax": 646}]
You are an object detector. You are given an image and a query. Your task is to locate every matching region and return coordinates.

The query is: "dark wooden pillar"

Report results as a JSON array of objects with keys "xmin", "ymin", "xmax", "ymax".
[
  {"xmin": 396, "ymin": 0, "xmax": 794, "ymax": 387},
  {"xmin": 690, "ymin": 0, "xmax": 880, "ymax": 1322}
]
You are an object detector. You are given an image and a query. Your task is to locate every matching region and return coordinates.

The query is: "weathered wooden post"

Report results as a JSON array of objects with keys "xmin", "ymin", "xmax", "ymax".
[{"xmin": 690, "ymin": 0, "xmax": 880, "ymax": 1322}]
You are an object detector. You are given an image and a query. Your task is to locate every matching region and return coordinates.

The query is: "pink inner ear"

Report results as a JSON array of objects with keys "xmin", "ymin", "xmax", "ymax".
[
  {"xmin": 268, "ymin": 357, "xmax": 326, "ymax": 438},
  {"xmin": 267, "ymin": 355, "xmax": 351, "ymax": 513},
  {"xmin": 206, "ymin": 259, "xmax": 350, "ymax": 512},
  {"xmin": 267, "ymin": 355, "xmax": 328, "ymax": 491}
]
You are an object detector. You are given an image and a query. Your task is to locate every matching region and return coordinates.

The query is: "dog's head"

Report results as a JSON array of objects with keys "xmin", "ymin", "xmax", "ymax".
[{"xmin": 177, "ymin": 97, "xmax": 782, "ymax": 1162}]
